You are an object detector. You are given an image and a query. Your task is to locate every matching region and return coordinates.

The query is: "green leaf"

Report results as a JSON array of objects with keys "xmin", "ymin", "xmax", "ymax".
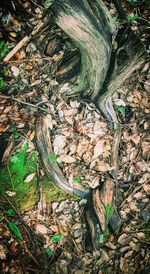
[
  {"xmin": 48, "ymin": 153, "xmax": 57, "ymax": 165},
  {"xmin": 126, "ymin": 15, "xmax": 138, "ymax": 22},
  {"xmin": 104, "ymin": 204, "xmax": 113, "ymax": 226},
  {"xmin": 0, "ymin": 77, "xmax": 4, "ymax": 89},
  {"xmin": 0, "ymin": 213, "xmax": 4, "ymax": 222},
  {"xmin": 5, "ymin": 209, "xmax": 15, "ymax": 216},
  {"xmin": 0, "ymin": 41, "xmax": 5, "ymax": 50},
  {"xmin": 98, "ymin": 234, "xmax": 104, "ymax": 244},
  {"xmin": 127, "ymin": 0, "xmax": 138, "ymax": 6},
  {"xmin": 51, "ymin": 234, "xmax": 63, "ymax": 243},
  {"xmin": 73, "ymin": 178, "xmax": 82, "ymax": 184},
  {"xmin": 0, "ymin": 48, "xmax": 9, "ymax": 59},
  {"xmin": 7, "ymin": 221, "xmax": 23, "ymax": 240},
  {"xmin": 44, "ymin": 0, "xmax": 55, "ymax": 9},
  {"xmin": 43, "ymin": 247, "xmax": 54, "ymax": 257},
  {"xmin": 117, "ymin": 106, "xmax": 125, "ymax": 116},
  {"xmin": 2, "ymin": 66, "xmax": 8, "ymax": 76}
]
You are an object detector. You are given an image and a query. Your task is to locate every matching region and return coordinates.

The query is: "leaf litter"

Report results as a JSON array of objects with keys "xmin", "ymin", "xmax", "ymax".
[{"xmin": 0, "ymin": 1, "xmax": 150, "ymax": 273}]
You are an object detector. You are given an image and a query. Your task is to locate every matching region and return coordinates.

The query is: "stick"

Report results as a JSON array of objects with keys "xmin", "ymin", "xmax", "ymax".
[
  {"xmin": 3, "ymin": 21, "xmax": 45, "ymax": 62},
  {"xmin": 0, "ymin": 95, "xmax": 49, "ymax": 113}
]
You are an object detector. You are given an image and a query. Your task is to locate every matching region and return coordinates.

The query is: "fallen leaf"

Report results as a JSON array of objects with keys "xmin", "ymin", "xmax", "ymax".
[
  {"xmin": 60, "ymin": 155, "xmax": 76, "ymax": 163},
  {"xmin": 89, "ymin": 176, "xmax": 100, "ymax": 189},
  {"xmin": 143, "ymin": 184, "xmax": 150, "ymax": 194},
  {"xmin": 11, "ymin": 66, "xmax": 20, "ymax": 76},
  {"xmin": 93, "ymin": 140, "xmax": 104, "ymax": 159},
  {"xmin": 114, "ymin": 99, "xmax": 126, "ymax": 106},
  {"xmin": 93, "ymin": 121, "xmax": 107, "ymax": 137},
  {"xmin": 5, "ymin": 191, "xmax": 16, "ymax": 196},
  {"xmin": 24, "ymin": 173, "xmax": 35, "ymax": 183},
  {"xmin": 144, "ymin": 80, "xmax": 150, "ymax": 92},
  {"xmin": 118, "ymin": 233, "xmax": 129, "ymax": 245},
  {"xmin": 93, "ymin": 161, "xmax": 114, "ymax": 172},
  {"xmin": 36, "ymin": 224, "xmax": 48, "ymax": 234},
  {"xmin": 53, "ymin": 135, "xmax": 67, "ymax": 155}
]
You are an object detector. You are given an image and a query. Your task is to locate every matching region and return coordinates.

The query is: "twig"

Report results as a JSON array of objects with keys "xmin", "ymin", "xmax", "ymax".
[
  {"xmin": 3, "ymin": 21, "xmax": 45, "ymax": 62},
  {"xmin": 0, "ymin": 57, "xmax": 52, "ymax": 65},
  {"xmin": 0, "ymin": 95, "xmax": 49, "ymax": 113}
]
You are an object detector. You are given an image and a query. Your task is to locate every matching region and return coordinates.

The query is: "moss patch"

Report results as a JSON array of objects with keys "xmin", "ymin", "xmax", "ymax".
[
  {"xmin": 42, "ymin": 176, "xmax": 78, "ymax": 203},
  {"xmin": 0, "ymin": 140, "xmax": 78, "ymax": 212},
  {"xmin": 0, "ymin": 141, "xmax": 39, "ymax": 212}
]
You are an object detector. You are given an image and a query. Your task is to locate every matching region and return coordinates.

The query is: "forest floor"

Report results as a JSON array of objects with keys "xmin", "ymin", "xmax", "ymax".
[{"xmin": 0, "ymin": 1, "xmax": 150, "ymax": 273}]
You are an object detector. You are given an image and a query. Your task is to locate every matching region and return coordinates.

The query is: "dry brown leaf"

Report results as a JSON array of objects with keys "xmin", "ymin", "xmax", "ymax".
[
  {"xmin": 143, "ymin": 184, "xmax": 150, "ymax": 194},
  {"xmin": 118, "ymin": 233, "xmax": 129, "ymax": 245},
  {"xmin": 93, "ymin": 140, "xmax": 104, "ymax": 159},
  {"xmin": 93, "ymin": 121, "xmax": 107, "ymax": 137},
  {"xmin": 89, "ymin": 176, "xmax": 100, "ymax": 189},
  {"xmin": 36, "ymin": 224, "xmax": 48, "ymax": 234},
  {"xmin": 94, "ymin": 161, "xmax": 114, "ymax": 172},
  {"xmin": 133, "ymin": 191, "xmax": 142, "ymax": 200},
  {"xmin": 11, "ymin": 65, "xmax": 20, "ymax": 77},
  {"xmin": 24, "ymin": 173, "xmax": 36, "ymax": 183},
  {"xmin": 144, "ymin": 80, "xmax": 150, "ymax": 92},
  {"xmin": 129, "ymin": 201, "xmax": 139, "ymax": 212},
  {"xmin": 60, "ymin": 155, "xmax": 76, "ymax": 163},
  {"xmin": 53, "ymin": 135, "xmax": 67, "ymax": 155},
  {"xmin": 50, "ymin": 225, "xmax": 70, "ymax": 236},
  {"xmin": 130, "ymin": 133, "xmax": 141, "ymax": 145},
  {"xmin": 114, "ymin": 99, "xmax": 126, "ymax": 106},
  {"xmin": 120, "ymin": 257, "xmax": 128, "ymax": 272}
]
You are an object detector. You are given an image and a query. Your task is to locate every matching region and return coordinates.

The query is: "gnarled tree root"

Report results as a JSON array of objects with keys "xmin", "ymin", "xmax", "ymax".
[{"xmin": 36, "ymin": 0, "xmax": 146, "ymax": 249}]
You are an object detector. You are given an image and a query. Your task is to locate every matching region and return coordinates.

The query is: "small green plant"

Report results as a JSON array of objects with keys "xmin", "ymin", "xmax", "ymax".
[
  {"xmin": 98, "ymin": 234, "xmax": 104, "ymax": 244},
  {"xmin": 127, "ymin": 0, "xmax": 138, "ymax": 7},
  {"xmin": 126, "ymin": 15, "xmax": 138, "ymax": 22},
  {"xmin": 7, "ymin": 221, "xmax": 23, "ymax": 240},
  {"xmin": 0, "ymin": 41, "xmax": 9, "ymax": 59},
  {"xmin": 73, "ymin": 177, "xmax": 82, "ymax": 184},
  {"xmin": 44, "ymin": 0, "xmax": 55, "ymax": 9},
  {"xmin": 0, "ymin": 77, "xmax": 4, "ymax": 88},
  {"xmin": 42, "ymin": 247, "xmax": 54, "ymax": 257},
  {"xmin": 51, "ymin": 233, "xmax": 64, "ymax": 243},
  {"xmin": 48, "ymin": 153, "xmax": 57, "ymax": 165},
  {"xmin": 10, "ymin": 126, "xmax": 20, "ymax": 139},
  {"xmin": 104, "ymin": 204, "xmax": 113, "ymax": 226},
  {"xmin": 0, "ymin": 208, "xmax": 23, "ymax": 241},
  {"xmin": 117, "ymin": 106, "xmax": 126, "ymax": 117}
]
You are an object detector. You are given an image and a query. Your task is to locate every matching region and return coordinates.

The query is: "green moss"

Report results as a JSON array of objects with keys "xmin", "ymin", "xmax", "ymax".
[
  {"xmin": 0, "ymin": 141, "xmax": 39, "ymax": 212},
  {"xmin": 0, "ymin": 140, "xmax": 78, "ymax": 212},
  {"xmin": 42, "ymin": 176, "xmax": 75, "ymax": 203}
]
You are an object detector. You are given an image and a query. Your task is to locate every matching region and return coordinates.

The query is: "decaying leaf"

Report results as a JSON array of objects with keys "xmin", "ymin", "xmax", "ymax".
[
  {"xmin": 24, "ymin": 173, "xmax": 35, "ymax": 183},
  {"xmin": 93, "ymin": 161, "xmax": 114, "ymax": 172},
  {"xmin": 60, "ymin": 155, "xmax": 76, "ymax": 163},
  {"xmin": 53, "ymin": 135, "xmax": 67, "ymax": 155},
  {"xmin": 93, "ymin": 140, "xmax": 104, "ymax": 159}
]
